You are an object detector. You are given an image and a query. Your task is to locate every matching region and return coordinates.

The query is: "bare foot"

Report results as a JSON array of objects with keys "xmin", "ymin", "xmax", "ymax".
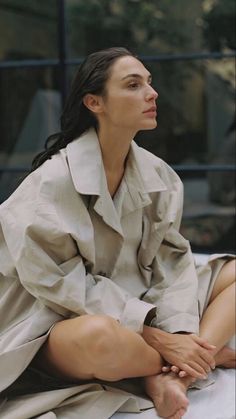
[
  {"xmin": 145, "ymin": 373, "xmax": 193, "ymax": 418},
  {"xmin": 215, "ymin": 346, "xmax": 236, "ymax": 369}
]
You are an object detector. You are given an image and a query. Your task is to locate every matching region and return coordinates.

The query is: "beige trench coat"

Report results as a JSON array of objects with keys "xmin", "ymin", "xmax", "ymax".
[{"xmin": 0, "ymin": 128, "xmax": 231, "ymax": 418}]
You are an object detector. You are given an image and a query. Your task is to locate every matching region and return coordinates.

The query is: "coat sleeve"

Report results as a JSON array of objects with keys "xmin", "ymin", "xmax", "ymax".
[
  {"xmin": 141, "ymin": 167, "xmax": 200, "ymax": 334},
  {"xmin": 0, "ymin": 176, "xmax": 154, "ymax": 334}
]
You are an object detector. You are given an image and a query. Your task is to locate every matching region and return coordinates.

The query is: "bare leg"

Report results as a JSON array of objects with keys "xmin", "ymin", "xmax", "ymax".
[
  {"xmin": 214, "ymin": 346, "xmax": 236, "ymax": 368},
  {"xmin": 35, "ymin": 314, "xmax": 163, "ymax": 382},
  {"xmin": 199, "ymin": 260, "xmax": 235, "ymax": 361}
]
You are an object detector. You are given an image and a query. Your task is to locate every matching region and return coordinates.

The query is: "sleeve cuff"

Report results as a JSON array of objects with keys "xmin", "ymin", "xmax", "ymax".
[
  {"xmin": 151, "ymin": 312, "xmax": 199, "ymax": 334},
  {"xmin": 120, "ymin": 298, "xmax": 156, "ymax": 333}
]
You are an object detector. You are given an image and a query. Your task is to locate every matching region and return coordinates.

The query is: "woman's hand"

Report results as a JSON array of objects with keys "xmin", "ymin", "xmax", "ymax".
[
  {"xmin": 142, "ymin": 325, "xmax": 216, "ymax": 379},
  {"xmin": 162, "ymin": 365, "xmax": 187, "ymax": 377}
]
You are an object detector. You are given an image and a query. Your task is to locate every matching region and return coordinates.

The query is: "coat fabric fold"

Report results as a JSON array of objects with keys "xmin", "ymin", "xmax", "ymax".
[{"xmin": 0, "ymin": 128, "xmax": 232, "ymax": 418}]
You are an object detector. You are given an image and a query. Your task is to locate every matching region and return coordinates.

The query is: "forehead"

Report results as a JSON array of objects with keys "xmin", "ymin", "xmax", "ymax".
[{"xmin": 109, "ymin": 56, "xmax": 150, "ymax": 81}]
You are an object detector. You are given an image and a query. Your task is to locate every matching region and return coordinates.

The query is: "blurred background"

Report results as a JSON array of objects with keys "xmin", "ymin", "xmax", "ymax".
[{"xmin": 0, "ymin": 0, "xmax": 235, "ymax": 254}]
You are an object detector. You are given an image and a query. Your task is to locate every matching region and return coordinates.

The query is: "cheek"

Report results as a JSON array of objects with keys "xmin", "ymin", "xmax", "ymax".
[
  {"xmin": 110, "ymin": 99, "xmax": 134, "ymax": 115},
  {"xmin": 105, "ymin": 93, "xmax": 141, "ymax": 119},
  {"xmin": 120, "ymin": 97, "xmax": 141, "ymax": 114}
]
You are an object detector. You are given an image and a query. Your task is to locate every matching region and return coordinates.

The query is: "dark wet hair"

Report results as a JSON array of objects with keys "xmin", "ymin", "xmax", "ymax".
[{"xmin": 31, "ymin": 47, "xmax": 135, "ymax": 171}]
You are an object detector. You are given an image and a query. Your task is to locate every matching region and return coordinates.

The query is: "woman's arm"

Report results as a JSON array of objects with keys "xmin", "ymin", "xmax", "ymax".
[
  {"xmin": 0, "ymin": 192, "xmax": 155, "ymax": 335},
  {"xmin": 141, "ymin": 170, "xmax": 200, "ymax": 334},
  {"xmin": 139, "ymin": 161, "xmax": 215, "ymax": 376}
]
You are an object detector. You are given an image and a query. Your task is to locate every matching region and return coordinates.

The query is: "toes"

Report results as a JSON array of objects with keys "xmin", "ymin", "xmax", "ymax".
[
  {"xmin": 178, "ymin": 407, "xmax": 187, "ymax": 416},
  {"xmin": 162, "ymin": 366, "xmax": 171, "ymax": 372},
  {"xmin": 167, "ymin": 405, "xmax": 187, "ymax": 419},
  {"xmin": 168, "ymin": 408, "xmax": 186, "ymax": 419},
  {"xmin": 167, "ymin": 412, "xmax": 180, "ymax": 419}
]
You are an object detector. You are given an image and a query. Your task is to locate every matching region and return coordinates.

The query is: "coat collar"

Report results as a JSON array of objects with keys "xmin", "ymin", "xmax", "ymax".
[
  {"xmin": 66, "ymin": 128, "xmax": 167, "ymax": 233},
  {"xmin": 66, "ymin": 127, "xmax": 167, "ymax": 197},
  {"xmin": 66, "ymin": 128, "xmax": 103, "ymax": 196}
]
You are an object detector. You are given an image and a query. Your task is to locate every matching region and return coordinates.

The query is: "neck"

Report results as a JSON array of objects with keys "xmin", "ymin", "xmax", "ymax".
[
  {"xmin": 97, "ymin": 125, "xmax": 135, "ymax": 172},
  {"xmin": 97, "ymin": 125, "xmax": 136, "ymax": 197}
]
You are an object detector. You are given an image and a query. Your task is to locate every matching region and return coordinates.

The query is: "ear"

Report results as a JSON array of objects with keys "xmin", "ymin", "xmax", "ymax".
[{"xmin": 83, "ymin": 94, "xmax": 104, "ymax": 114}]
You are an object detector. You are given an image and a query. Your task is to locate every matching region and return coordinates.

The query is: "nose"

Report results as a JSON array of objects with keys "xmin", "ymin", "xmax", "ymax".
[{"xmin": 145, "ymin": 85, "xmax": 158, "ymax": 101}]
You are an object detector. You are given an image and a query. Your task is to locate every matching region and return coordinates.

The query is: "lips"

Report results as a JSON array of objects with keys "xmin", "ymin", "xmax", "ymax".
[{"xmin": 143, "ymin": 106, "xmax": 157, "ymax": 113}]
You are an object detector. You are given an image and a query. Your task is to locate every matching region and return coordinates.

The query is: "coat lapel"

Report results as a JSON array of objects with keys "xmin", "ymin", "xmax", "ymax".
[
  {"xmin": 120, "ymin": 142, "xmax": 167, "ymax": 217},
  {"xmin": 66, "ymin": 128, "xmax": 123, "ymax": 236}
]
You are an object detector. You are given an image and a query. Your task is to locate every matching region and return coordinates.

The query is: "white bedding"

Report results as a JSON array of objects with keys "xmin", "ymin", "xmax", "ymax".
[{"xmin": 112, "ymin": 368, "xmax": 235, "ymax": 419}]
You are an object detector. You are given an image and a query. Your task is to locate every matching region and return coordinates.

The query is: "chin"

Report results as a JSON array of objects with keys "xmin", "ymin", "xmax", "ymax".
[{"xmin": 141, "ymin": 121, "xmax": 157, "ymax": 130}]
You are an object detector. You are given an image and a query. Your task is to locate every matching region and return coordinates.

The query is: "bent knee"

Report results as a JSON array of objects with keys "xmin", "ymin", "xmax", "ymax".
[
  {"xmin": 219, "ymin": 259, "xmax": 236, "ymax": 285},
  {"xmin": 61, "ymin": 315, "xmax": 121, "ymax": 354},
  {"xmin": 211, "ymin": 259, "xmax": 236, "ymax": 300}
]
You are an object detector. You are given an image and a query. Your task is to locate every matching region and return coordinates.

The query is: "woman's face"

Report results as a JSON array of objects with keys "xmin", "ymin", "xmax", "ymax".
[{"xmin": 98, "ymin": 55, "xmax": 158, "ymax": 134}]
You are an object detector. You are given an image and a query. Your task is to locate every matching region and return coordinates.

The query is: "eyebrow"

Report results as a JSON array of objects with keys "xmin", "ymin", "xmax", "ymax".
[{"xmin": 121, "ymin": 73, "xmax": 152, "ymax": 82}]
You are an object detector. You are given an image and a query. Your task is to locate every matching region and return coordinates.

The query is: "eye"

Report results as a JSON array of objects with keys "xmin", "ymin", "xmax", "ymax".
[{"xmin": 128, "ymin": 81, "xmax": 140, "ymax": 89}]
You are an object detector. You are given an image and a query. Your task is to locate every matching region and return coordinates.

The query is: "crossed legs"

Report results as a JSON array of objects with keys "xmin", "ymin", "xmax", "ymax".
[{"xmin": 35, "ymin": 259, "xmax": 235, "ymax": 419}]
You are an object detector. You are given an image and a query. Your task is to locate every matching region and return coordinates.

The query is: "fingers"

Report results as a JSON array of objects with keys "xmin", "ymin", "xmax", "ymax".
[
  {"xmin": 194, "ymin": 354, "xmax": 212, "ymax": 374},
  {"xmin": 162, "ymin": 366, "xmax": 171, "ymax": 372},
  {"xmin": 162, "ymin": 357, "xmax": 211, "ymax": 379},
  {"xmin": 162, "ymin": 362, "xmax": 209, "ymax": 380},
  {"xmin": 171, "ymin": 368, "xmax": 187, "ymax": 378},
  {"xmin": 163, "ymin": 365, "xmax": 181, "ymax": 374},
  {"xmin": 191, "ymin": 335, "xmax": 216, "ymax": 351},
  {"xmin": 200, "ymin": 349, "xmax": 216, "ymax": 370},
  {"xmin": 190, "ymin": 335, "xmax": 216, "ymax": 370},
  {"xmin": 189, "ymin": 360, "xmax": 209, "ymax": 378},
  {"xmin": 173, "ymin": 355, "xmax": 212, "ymax": 379},
  {"xmin": 179, "ymin": 362, "xmax": 208, "ymax": 379},
  {"xmin": 163, "ymin": 365, "xmax": 188, "ymax": 378},
  {"xmin": 171, "ymin": 366, "xmax": 180, "ymax": 374},
  {"xmin": 169, "ymin": 369, "xmax": 187, "ymax": 378}
]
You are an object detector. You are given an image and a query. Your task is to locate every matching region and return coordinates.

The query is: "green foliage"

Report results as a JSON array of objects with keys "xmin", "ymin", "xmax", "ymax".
[
  {"xmin": 68, "ymin": 0, "xmax": 196, "ymax": 56},
  {"xmin": 203, "ymin": 0, "xmax": 236, "ymax": 50}
]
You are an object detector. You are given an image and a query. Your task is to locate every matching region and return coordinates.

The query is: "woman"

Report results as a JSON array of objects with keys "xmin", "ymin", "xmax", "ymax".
[{"xmin": 0, "ymin": 47, "xmax": 235, "ymax": 419}]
